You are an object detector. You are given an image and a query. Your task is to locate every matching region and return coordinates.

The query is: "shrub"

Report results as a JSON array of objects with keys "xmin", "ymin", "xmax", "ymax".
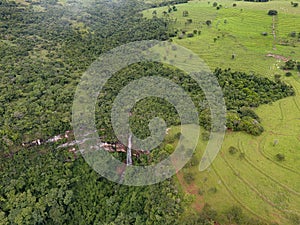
[
  {"xmin": 238, "ymin": 116, "xmax": 264, "ymax": 136},
  {"xmin": 229, "ymin": 146, "xmax": 238, "ymax": 155},
  {"xmin": 164, "ymin": 144, "xmax": 174, "ymax": 154},
  {"xmin": 285, "ymin": 72, "xmax": 293, "ymax": 77},
  {"xmin": 276, "ymin": 153, "xmax": 285, "ymax": 161},
  {"xmin": 174, "ymin": 132, "xmax": 181, "ymax": 139},
  {"xmin": 178, "ymin": 34, "xmax": 184, "ymax": 39},
  {"xmin": 239, "ymin": 107, "xmax": 260, "ymax": 121},
  {"xmin": 186, "ymin": 18, "xmax": 192, "ymax": 24},
  {"xmin": 283, "ymin": 59, "xmax": 296, "ymax": 70},
  {"xmin": 189, "ymin": 156, "xmax": 199, "ymax": 166},
  {"xmin": 206, "ymin": 20, "xmax": 212, "ymax": 26},
  {"xmin": 187, "ymin": 33, "xmax": 194, "ymax": 38},
  {"xmin": 202, "ymin": 131, "xmax": 210, "ymax": 141},
  {"xmin": 169, "ymin": 32, "xmax": 177, "ymax": 37},
  {"xmin": 268, "ymin": 10, "xmax": 278, "ymax": 16},
  {"xmin": 208, "ymin": 187, "xmax": 217, "ymax": 193},
  {"xmin": 226, "ymin": 206, "xmax": 244, "ymax": 224},
  {"xmin": 182, "ymin": 10, "xmax": 189, "ymax": 17},
  {"xmin": 239, "ymin": 152, "xmax": 245, "ymax": 159},
  {"xmin": 199, "ymin": 203, "xmax": 218, "ymax": 222},
  {"xmin": 274, "ymin": 74, "xmax": 281, "ymax": 81},
  {"xmin": 183, "ymin": 172, "xmax": 195, "ymax": 184},
  {"xmin": 290, "ymin": 31, "xmax": 297, "ymax": 37}
]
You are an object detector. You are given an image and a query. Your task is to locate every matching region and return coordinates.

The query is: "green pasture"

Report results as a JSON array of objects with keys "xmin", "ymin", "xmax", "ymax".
[
  {"xmin": 143, "ymin": 0, "xmax": 300, "ymax": 78},
  {"xmin": 168, "ymin": 77, "xmax": 300, "ymax": 224},
  {"xmin": 146, "ymin": 1, "xmax": 300, "ymax": 224}
]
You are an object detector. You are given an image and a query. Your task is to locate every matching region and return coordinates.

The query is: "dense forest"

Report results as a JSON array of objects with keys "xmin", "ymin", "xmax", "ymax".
[
  {"xmin": 0, "ymin": 0, "xmax": 168, "ymax": 153},
  {"xmin": 97, "ymin": 64, "xmax": 294, "ymax": 141},
  {"xmin": 0, "ymin": 0, "xmax": 186, "ymax": 224},
  {"xmin": 0, "ymin": 0, "xmax": 295, "ymax": 224}
]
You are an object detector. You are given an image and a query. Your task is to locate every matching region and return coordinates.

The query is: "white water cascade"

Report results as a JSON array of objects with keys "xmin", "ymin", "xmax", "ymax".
[{"xmin": 126, "ymin": 134, "xmax": 132, "ymax": 166}]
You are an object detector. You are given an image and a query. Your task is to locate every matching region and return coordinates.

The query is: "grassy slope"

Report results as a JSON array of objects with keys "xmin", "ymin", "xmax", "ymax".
[
  {"xmin": 144, "ymin": 1, "xmax": 300, "ymax": 224},
  {"xmin": 144, "ymin": 0, "xmax": 300, "ymax": 78}
]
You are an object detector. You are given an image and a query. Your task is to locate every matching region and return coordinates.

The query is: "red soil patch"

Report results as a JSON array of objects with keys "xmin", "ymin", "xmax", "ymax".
[
  {"xmin": 176, "ymin": 171, "xmax": 204, "ymax": 212},
  {"xmin": 116, "ymin": 164, "xmax": 126, "ymax": 175},
  {"xmin": 266, "ymin": 53, "xmax": 290, "ymax": 62}
]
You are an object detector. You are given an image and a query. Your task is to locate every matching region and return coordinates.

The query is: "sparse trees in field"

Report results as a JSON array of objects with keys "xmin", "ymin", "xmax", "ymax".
[
  {"xmin": 283, "ymin": 59, "xmax": 300, "ymax": 73},
  {"xmin": 291, "ymin": 2, "xmax": 299, "ymax": 7},
  {"xmin": 226, "ymin": 206, "xmax": 244, "ymax": 224},
  {"xmin": 283, "ymin": 59, "xmax": 296, "ymax": 70}
]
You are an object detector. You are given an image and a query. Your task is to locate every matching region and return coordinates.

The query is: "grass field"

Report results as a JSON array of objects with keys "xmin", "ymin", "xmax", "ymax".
[
  {"xmin": 144, "ymin": 0, "xmax": 300, "ymax": 79},
  {"xmin": 144, "ymin": 1, "xmax": 300, "ymax": 224},
  {"xmin": 169, "ymin": 77, "xmax": 300, "ymax": 224}
]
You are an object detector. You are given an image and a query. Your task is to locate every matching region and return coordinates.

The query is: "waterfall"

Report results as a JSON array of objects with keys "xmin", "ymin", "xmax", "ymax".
[{"xmin": 126, "ymin": 134, "xmax": 132, "ymax": 165}]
